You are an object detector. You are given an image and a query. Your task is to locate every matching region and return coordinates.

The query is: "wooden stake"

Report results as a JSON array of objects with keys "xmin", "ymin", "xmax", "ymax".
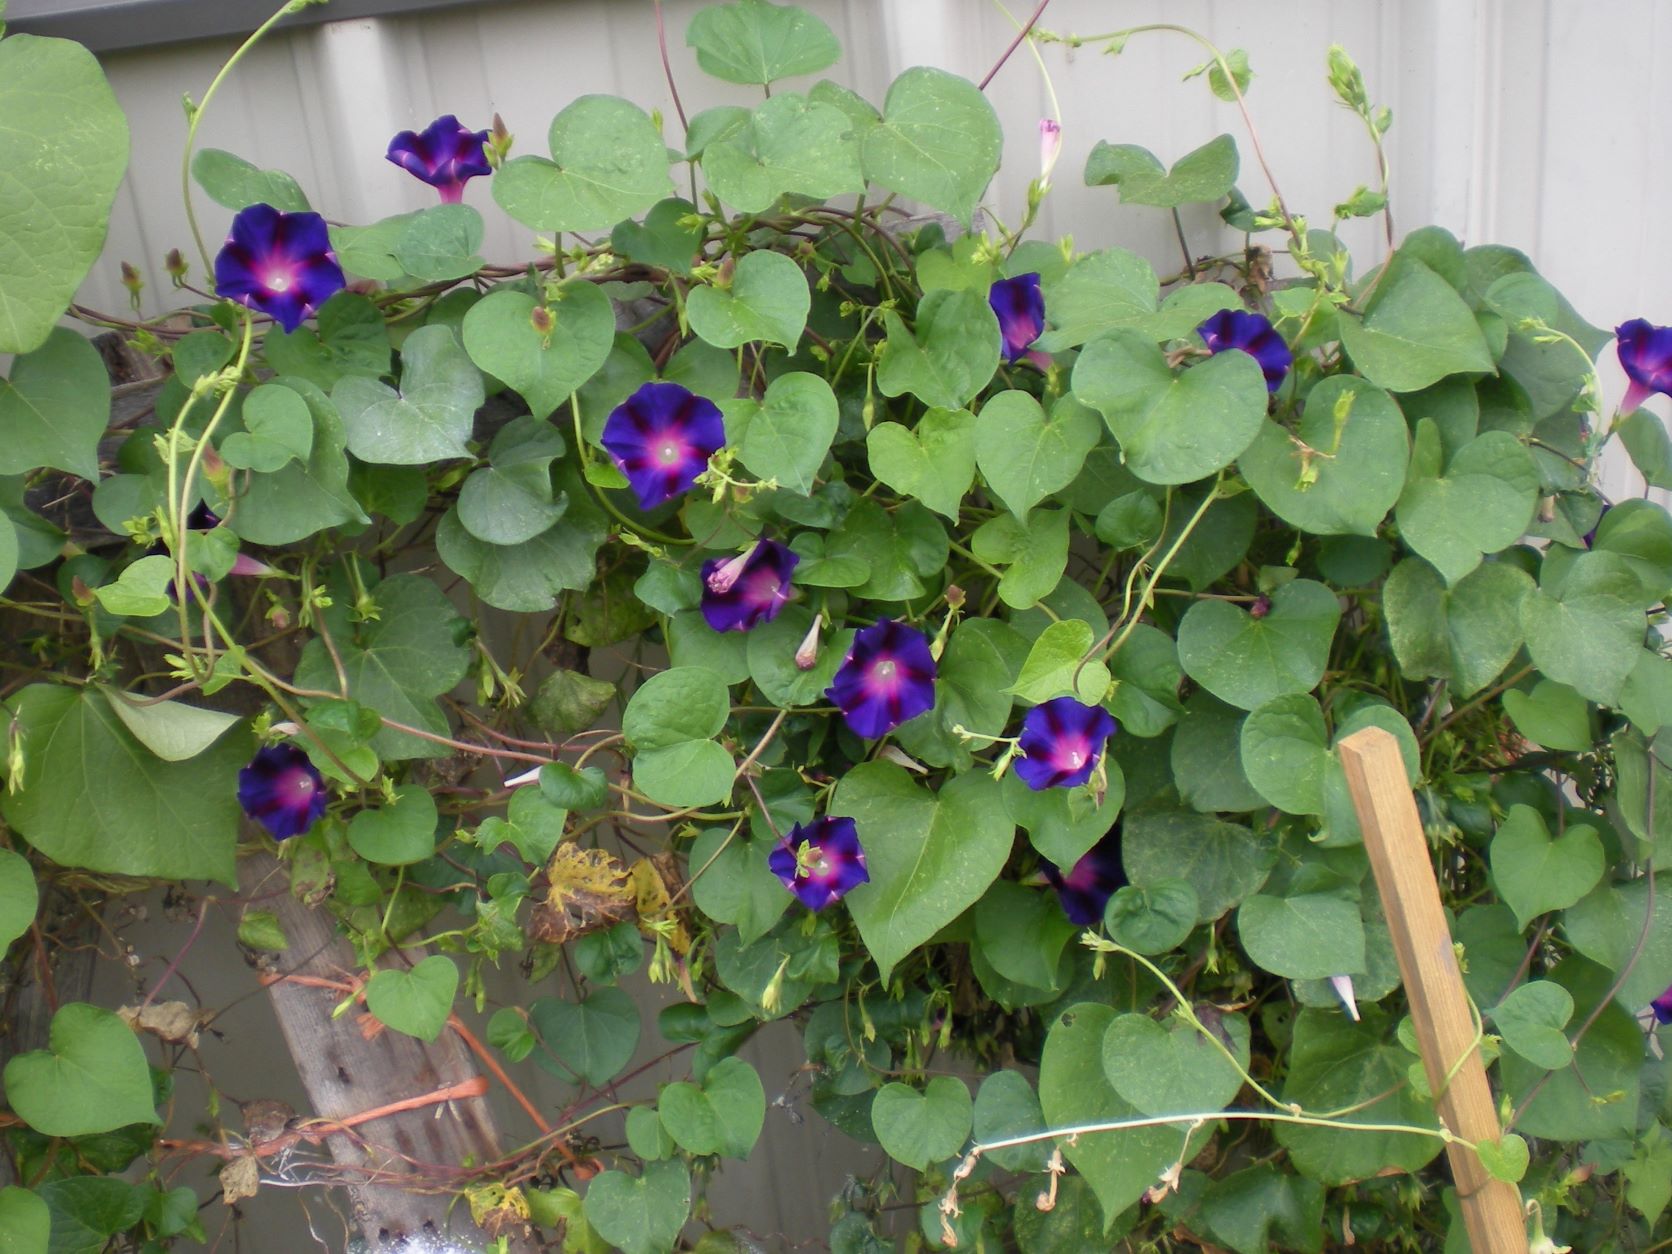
[{"xmin": 1337, "ymin": 727, "xmax": 1528, "ymax": 1254}]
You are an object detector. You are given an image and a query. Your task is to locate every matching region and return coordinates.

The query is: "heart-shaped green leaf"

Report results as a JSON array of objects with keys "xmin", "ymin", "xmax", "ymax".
[
  {"xmin": 1008, "ymin": 619, "xmax": 1111, "ymax": 705},
  {"xmin": 877, "ymin": 287, "xmax": 1000, "ymax": 411},
  {"xmin": 100, "ymin": 689, "xmax": 241, "ymax": 762},
  {"xmin": 862, "ymin": 67, "xmax": 1001, "ymax": 227},
  {"xmin": 1489, "ymin": 805, "xmax": 1605, "ymax": 929},
  {"xmin": 1039, "ymin": 1003, "xmax": 1181, "ymax": 1228},
  {"xmin": 192, "ymin": 147, "xmax": 309, "ymax": 213},
  {"xmin": 687, "ymin": 249, "xmax": 809, "ymax": 349},
  {"xmin": 1073, "ymin": 330, "xmax": 1268, "ymax": 484},
  {"xmin": 1502, "ymin": 679, "xmax": 1592, "ymax": 751},
  {"xmin": 1104, "ymin": 880, "xmax": 1199, "ymax": 955},
  {"xmin": 530, "ymin": 987, "xmax": 640, "ymax": 1086},
  {"xmin": 1519, "ymin": 551, "xmax": 1646, "ymax": 706},
  {"xmin": 1475, "ymin": 1132, "xmax": 1531, "ymax": 1184},
  {"xmin": 685, "ymin": 0, "xmax": 840, "ymax": 84},
  {"xmin": 347, "ymin": 784, "xmax": 438, "ymax": 867},
  {"xmin": 1338, "ymin": 253, "xmax": 1494, "ymax": 393},
  {"xmin": 974, "ymin": 880, "xmax": 1078, "ymax": 990},
  {"xmin": 1176, "ymin": 579, "xmax": 1342, "ymax": 710},
  {"xmin": 1003, "ymin": 769, "xmax": 1121, "ymax": 870},
  {"xmin": 1171, "ymin": 692, "xmax": 1265, "ymax": 813},
  {"xmin": 1240, "ymin": 376, "xmax": 1409, "ymax": 535},
  {"xmin": 970, "ymin": 508, "xmax": 1069, "ymax": 610},
  {"xmin": 582, "ymin": 1161, "xmax": 690, "ymax": 1254},
  {"xmin": 0, "ymin": 1185, "xmax": 49, "ymax": 1253},
  {"xmin": 1383, "ymin": 557, "xmax": 1534, "ymax": 696},
  {"xmin": 462, "ymin": 284, "xmax": 614, "ymax": 421},
  {"xmin": 702, "ymin": 93, "xmax": 863, "ymax": 212},
  {"xmin": 2, "ymin": 1003, "xmax": 158, "ymax": 1136},
  {"xmin": 1491, "ymin": 981, "xmax": 1574, "ymax": 1071},
  {"xmin": 0, "ymin": 849, "xmax": 37, "ymax": 950},
  {"xmin": 829, "ymin": 765, "xmax": 1013, "ymax": 982},
  {"xmin": 1395, "ymin": 421, "xmax": 1538, "ymax": 583},
  {"xmin": 657, "ymin": 1056, "xmax": 765, "ymax": 1159},
  {"xmin": 723, "ymin": 371, "xmax": 836, "ymax": 494},
  {"xmin": 0, "ymin": 35, "xmax": 129, "ymax": 355},
  {"xmin": 871, "ymin": 1076, "xmax": 972, "ymax": 1170},
  {"xmin": 219, "ymin": 383, "xmax": 313, "ymax": 472},
  {"xmin": 611, "ymin": 198, "xmax": 703, "ymax": 276},
  {"xmin": 688, "ymin": 826, "xmax": 791, "ymax": 946},
  {"xmin": 972, "ymin": 1070, "xmax": 1050, "ymax": 1172},
  {"xmin": 456, "ymin": 415, "xmax": 569, "ymax": 546},
  {"xmin": 1084, "ymin": 133, "xmax": 1239, "ymax": 208},
  {"xmin": 365, "ymin": 955, "xmax": 458, "ymax": 1042},
  {"xmin": 1035, "ymin": 249, "xmax": 1159, "ymax": 352},
  {"xmin": 1238, "ymin": 891, "xmax": 1367, "ymax": 979},
  {"xmin": 865, "ymin": 408, "xmax": 975, "ymax": 519},
  {"xmin": 975, "ymin": 391, "xmax": 1101, "ymax": 520},
  {"xmin": 1239, "ymin": 693, "xmax": 1330, "ymax": 814},
  {"xmin": 1102, "ymin": 1010, "xmax": 1250, "ymax": 1115},
  {"xmin": 1123, "ymin": 810, "xmax": 1274, "ymax": 923},
  {"xmin": 332, "ymin": 325, "xmax": 483, "ymax": 465},
  {"xmin": 0, "ymin": 328, "xmax": 110, "ymax": 479},
  {"xmin": 492, "ymin": 95, "xmax": 673, "ymax": 233}
]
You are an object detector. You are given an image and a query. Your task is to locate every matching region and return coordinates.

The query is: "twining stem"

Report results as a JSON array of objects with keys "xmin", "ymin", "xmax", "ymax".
[
  {"xmin": 181, "ymin": 0, "xmax": 306, "ymax": 271},
  {"xmin": 1091, "ymin": 477, "xmax": 1221, "ymax": 667}
]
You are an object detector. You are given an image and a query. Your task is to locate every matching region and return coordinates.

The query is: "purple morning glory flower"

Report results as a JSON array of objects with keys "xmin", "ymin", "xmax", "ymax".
[
  {"xmin": 767, "ymin": 816, "xmax": 869, "ymax": 911},
  {"xmin": 989, "ymin": 273, "xmax": 1046, "ymax": 363},
  {"xmin": 1196, "ymin": 309, "xmax": 1292, "ymax": 392},
  {"xmin": 1652, "ymin": 983, "xmax": 1672, "ymax": 1025},
  {"xmin": 386, "ymin": 114, "xmax": 492, "ymax": 203},
  {"xmin": 826, "ymin": 619, "xmax": 938, "ymax": 739},
  {"xmin": 214, "ymin": 204, "xmax": 346, "ymax": 334},
  {"xmin": 600, "ymin": 382, "xmax": 726, "ymax": 511},
  {"xmin": 1616, "ymin": 319, "xmax": 1672, "ymax": 415},
  {"xmin": 1014, "ymin": 696, "xmax": 1118, "ymax": 791},
  {"xmin": 1041, "ymin": 830, "xmax": 1126, "ymax": 926},
  {"xmin": 701, "ymin": 540, "xmax": 799, "ymax": 632},
  {"xmin": 238, "ymin": 743, "xmax": 328, "ymax": 840}
]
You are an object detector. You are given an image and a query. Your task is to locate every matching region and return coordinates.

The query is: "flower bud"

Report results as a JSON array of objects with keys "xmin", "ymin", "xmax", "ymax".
[
  {"xmin": 794, "ymin": 616, "xmax": 822, "ymax": 670},
  {"xmin": 529, "ymin": 304, "xmax": 555, "ymax": 342},
  {"xmin": 705, "ymin": 547, "xmax": 753, "ymax": 596},
  {"xmin": 120, "ymin": 261, "xmax": 143, "ymax": 293},
  {"xmin": 1038, "ymin": 118, "xmax": 1062, "ymax": 184},
  {"xmin": 165, "ymin": 248, "xmax": 188, "ymax": 285}
]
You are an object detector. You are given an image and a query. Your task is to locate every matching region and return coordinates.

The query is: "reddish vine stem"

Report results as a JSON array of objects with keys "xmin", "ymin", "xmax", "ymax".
[
  {"xmin": 979, "ymin": 0, "xmax": 1052, "ymax": 90},
  {"xmin": 652, "ymin": 0, "xmax": 689, "ymax": 132}
]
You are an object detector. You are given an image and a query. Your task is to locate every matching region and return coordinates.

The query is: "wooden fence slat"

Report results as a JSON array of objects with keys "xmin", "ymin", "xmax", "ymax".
[{"xmin": 1337, "ymin": 727, "xmax": 1528, "ymax": 1254}]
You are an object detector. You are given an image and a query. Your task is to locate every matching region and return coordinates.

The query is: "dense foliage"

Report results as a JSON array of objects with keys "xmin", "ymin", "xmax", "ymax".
[{"xmin": 1, "ymin": 0, "xmax": 1669, "ymax": 1250}]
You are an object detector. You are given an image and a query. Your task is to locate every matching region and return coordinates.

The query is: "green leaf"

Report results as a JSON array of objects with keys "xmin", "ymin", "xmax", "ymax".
[
  {"xmin": 825, "ymin": 497, "xmax": 948, "ymax": 603},
  {"xmin": 219, "ymin": 383, "xmax": 313, "ymax": 472},
  {"xmin": 35, "ymin": 1177, "xmax": 144, "ymax": 1254},
  {"xmin": 658, "ymin": 1056, "xmax": 766, "ymax": 1159},
  {"xmin": 1008, "ymin": 618, "xmax": 1111, "ymax": 705},
  {"xmin": 1382, "ymin": 557, "xmax": 1533, "ymax": 696},
  {"xmin": 829, "ymin": 765, "xmax": 1013, "ymax": 982},
  {"xmin": 1489, "ymin": 805, "xmax": 1604, "ymax": 929},
  {"xmin": 1073, "ymin": 331, "xmax": 1268, "ymax": 484},
  {"xmin": 1038, "ymin": 1003, "xmax": 1181, "ymax": 1229},
  {"xmin": 876, "ymin": 287, "xmax": 999, "ymax": 411},
  {"xmin": 702, "ymin": 93, "xmax": 863, "ymax": 212},
  {"xmin": 265, "ymin": 290, "xmax": 391, "ymax": 391},
  {"xmin": 530, "ymin": 986, "xmax": 640, "ymax": 1086},
  {"xmin": 634, "ymin": 739, "xmax": 735, "ymax": 808},
  {"xmin": 723, "ymin": 371, "xmax": 836, "ymax": 493},
  {"xmin": 1625, "ymin": 1126, "xmax": 1672, "ymax": 1224},
  {"xmin": 462, "ymin": 283, "xmax": 614, "ymax": 420},
  {"xmin": 541, "ymin": 762, "xmax": 611, "ymax": 812},
  {"xmin": 971, "ymin": 508, "xmax": 1069, "ymax": 610},
  {"xmin": 1035, "ymin": 249, "xmax": 1159, "ymax": 352},
  {"xmin": 895, "ymin": 616, "xmax": 1024, "ymax": 771},
  {"xmin": 624, "ymin": 667, "xmax": 729, "ymax": 748},
  {"xmin": 1592, "ymin": 498, "xmax": 1672, "ymax": 603},
  {"xmin": 1395, "ymin": 422, "xmax": 1539, "ymax": 583},
  {"xmin": 0, "ymin": 1186, "xmax": 49, "ymax": 1254},
  {"xmin": 972, "ymin": 1070, "xmax": 1049, "ymax": 1173},
  {"xmin": 1196, "ymin": 1165, "xmax": 1325, "ymax": 1254},
  {"xmin": 1102, "ymin": 1011, "xmax": 1250, "ymax": 1116},
  {"xmin": 1469, "ymin": 1133, "xmax": 1530, "ymax": 1187},
  {"xmin": 1123, "ymin": 811, "xmax": 1273, "ymax": 923},
  {"xmin": 975, "ymin": 881, "xmax": 1077, "ymax": 990},
  {"xmin": 611, "ymin": 198, "xmax": 703, "ymax": 275},
  {"xmin": 493, "ymin": 94, "xmax": 673, "ymax": 233},
  {"xmin": 2, "ymin": 685, "xmax": 250, "ymax": 883},
  {"xmin": 1005, "ymin": 770, "xmax": 1121, "ymax": 869},
  {"xmin": 582, "ymin": 1161, "xmax": 689, "ymax": 1254},
  {"xmin": 1171, "ymin": 693, "xmax": 1264, "ymax": 813},
  {"xmin": 1501, "ymin": 679, "xmax": 1591, "ymax": 751},
  {"xmin": 99, "ymin": 689, "xmax": 241, "ymax": 762},
  {"xmin": 191, "ymin": 147, "xmax": 309, "ymax": 212},
  {"xmin": 862, "ymin": 66, "xmax": 1001, "ymax": 227},
  {"xmin": 228, "ymin": 376, "xmax": 370, "ymax": 544},
  {"xmin": 865, "ymin": 408, "xmax": 975, "ymax": 519},
  {"xmin": 392, "ymin": 204, "xmax": 484, "ymax": 282},
  {"xmin": 872, "ymin": 1076, "xmax": 972, "ymax": 1170},
  {"xmin": 1337, "ymin": 254, "xmax": 1495, "ymax": 392},
  {"xmin": 236, "ymin": 908, "xmax": 288, "ymax": 952},
  {"xmin": 686, "ymin": 0, "xmax": 839, "ymax": 84},
  {"xmin": 1500, "ymin": 959, "xmax": 1642, "ymax": 1140},
  {"xmin": 1274, "ymin": 1009, "xmax": 1441, "ymax": 1183},
  {"xmin": 1176, "ymin": 579, "xmax": 1342, "ymax": 710},
  {"xmin": 1520, "ymin": 551, "xmax": 1645, "ymax": 705},
  {"xmin": 347, "ymin": 784, "xmax": 438, "ymax": 866},
  {"xmin": 1239, "ymin": 376, "xmax": 1409, "ymax": 535},
  {"xmin": 365, "ymin": 955, "xmax": 458, "ymax": 1042},
  {"xmin": 2, "ymin": 1003, "xmax": 157, "ymax": 1136},
  {"xmin": 1105, "ymin": 880, "xmax": 1198, "ymax": 955},
  {"xmin": 1490, "ymin": 981, "xmax": 1573, "ymax": 1071},
  {"xmin": 975, "ymin": 391, "xmax": 1101, "ymax": 521},
  {"xmin": 531, "ymin": 669, "xmax": 616, "ymax": 738},
  {"xmin": 687, "ymin": 249, "xmax": 809, "ymax": 349},
  {"xmin": 435, "ymin": 480, "xmax": 607, "ymax": 613},
  {"xmin": 1084, "ymin": 133, "xmax": 1238, "ymax": 208},
  {"xmin": 689, "ymin": 827, "xmax": 790, "ymax": 946},
  {"xmin": 333, "ymin": 324, "xmax": 483, "ymax": 464},
  {"xmin": 0, "ymin": 848, "xmax": 36, "ymax": 949},
  {"xmin": 0, "ymin": 328, "xmax": 110, "ymax": 479},
  {"xmin": 1238, "ymin": 891, "xmax": 1366, "ymax": 979},
  {"xmin": 92, "ymin": 554, "xmax": 172, "ymax": 618},
  {"xmin": 293, "ymin": 574, "xmax": 472, "ymax": 761},
  {"xmin": 0, "ymin": 34, "xmax": 129, "ymax": 354},
  {"xmin": 1237, "ymin": 693, "xmax": 1330, "ymax": 815},
  {"xmin": 457, "ymin": 415, "xmax": 569, "ymax": 546},
  {"xmin": 745, "ymin": 606, "xmax": 850, "ymax": 710},
  {"xmin": 1619, "ymin": 409, "xmax": 1672, "ymax": 490}
]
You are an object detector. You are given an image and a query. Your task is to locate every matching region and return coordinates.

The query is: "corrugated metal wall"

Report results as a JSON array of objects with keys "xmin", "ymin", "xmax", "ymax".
[{"xmin": 53, "ymin": 1, "xmax": 1672, "ymax": 1247}]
